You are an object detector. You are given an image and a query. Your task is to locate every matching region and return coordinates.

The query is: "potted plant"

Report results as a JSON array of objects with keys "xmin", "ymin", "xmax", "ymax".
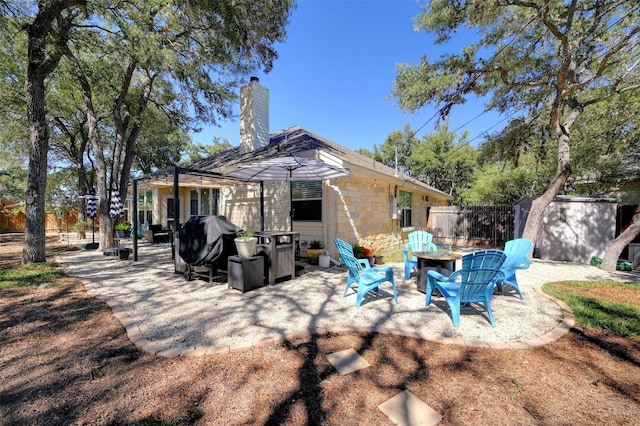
[
  {"xmin": 115, "ymin": 222, "xmax": 132, "ymax": 238},
  {"xmin": 235, "ymin": 229, "xmax": 257, "ymax": 258},
  {"xmin": 354, "ymin": 243, "xmax": 374, "ymax": 266},
  {"xmin": 306, "ymin": 239, "xmax": 324, "ymax": 265}
]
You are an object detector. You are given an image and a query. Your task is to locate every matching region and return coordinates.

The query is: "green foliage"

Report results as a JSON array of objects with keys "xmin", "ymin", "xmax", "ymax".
[
  {"xmin": 354, "ymin": 148, "xmax": 374, "ymax": 159},
  {"xmin": 236, "ymin": 229, "xmax": 256, "ymax": 240},
  {"xmin": 373, "ymin": 124, "xmax": 418, "ymax": 175},
  {"xmin": 460, "ymin": 151, "xmax": 554, "ymax": 205},
  {"xmin": 569, "ymin": 93, "xmax": 640, "ymax": 197},
  {"xmin": 73, "ymin": 221, "xmax": 91, "ymax": 230},
  {"xmin": 392, "ymin": 0, "xmax": 640, "ymax": 232},
  {"xmin": 543, "ymin": 281, "xmax": 640, "ymax": 338},
  {"xmin": 0, "ymin": 263, "xmax": 65, "ymax": 289},
  {"xmin": 0, "ymin": 165, "xmax": 27, "ymax": 201},
  {"xmin": 309, "ymin": 240, "xmax": 324, "ymax": 249},
  {"xmin": 46, "ymin": 168, "xmax": 79, "ymax": 214},
  {"xmin": 115, "ymin": 222, "xmax": 132, "ymax": 231},
  {"xmin": 2, "ymin": 0, "xmax": 295, "ymax": 262},
  {"xmin": 181, "ymin": 137, "xmax": 233, "ymax": 165},
  {"xmin": 394, "ymin": 0, "xmax": 640, "ymax": 120},
  {"xmin": 407, "ymin": 122, "xmax": 476, "ymax": 204}
]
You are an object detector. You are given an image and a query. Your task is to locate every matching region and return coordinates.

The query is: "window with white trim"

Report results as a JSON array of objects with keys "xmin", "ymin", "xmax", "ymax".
[
  {"xmin": 399, "ymin": 190, "xmax": 412, "ymax": 228},
  {"xmin": 291, "ymin": 181, "xmax": 322, "ymax": 221}
]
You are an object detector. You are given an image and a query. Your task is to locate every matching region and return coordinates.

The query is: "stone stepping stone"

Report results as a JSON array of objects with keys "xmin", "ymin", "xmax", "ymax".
[
  {"xmin": 326, "ymin": 348, "xmax": 370, "ymax": 375},
  {"xmin": 378, "ymin": 390, "xmax": 442, "ymax": 426}
]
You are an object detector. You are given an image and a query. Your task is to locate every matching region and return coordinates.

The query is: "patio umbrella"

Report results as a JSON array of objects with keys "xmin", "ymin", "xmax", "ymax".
[
  {"xmin": 86, "ymin": 191, "xmax": 97, "ymax": 220},
  {"xmin": 226, "ymin": 156, "xmax": 352, "ymax": 182},
  {"xmin": 109, "ymin": 184, "xmax": 124, "ymax": 220},
  {"xmin": 225, "ymin": 155, "xmax": 351, "ymax": 230}
]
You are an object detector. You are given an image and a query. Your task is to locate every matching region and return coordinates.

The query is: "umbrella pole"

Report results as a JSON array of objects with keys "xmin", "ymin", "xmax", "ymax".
[{"xmin": 260, "ymin": 181, "xmax": 265, "ymax": 231}]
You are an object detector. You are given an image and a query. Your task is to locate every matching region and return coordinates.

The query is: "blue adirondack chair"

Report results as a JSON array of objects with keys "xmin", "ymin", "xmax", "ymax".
[
  {"xmin": 338, "ymin": 251, "xmax": 398, "ymax": 307},
  {"xmin": 334, "ymin": 238, "xmax": 371, "ymax": 269},
  {"xmin": 334, "ymin": 238, "xmax": 395, "ymax": 300},
  {"xmin": 426, "ymin": 250, "xmax": 506, "ymax": 327},
  {"xmin": 493, "ymin": 238, "xmax": 533, "ymax": 299},
  {"xmin": 403, "ymin": 231, "xmax": 437, "ymax": 279}
]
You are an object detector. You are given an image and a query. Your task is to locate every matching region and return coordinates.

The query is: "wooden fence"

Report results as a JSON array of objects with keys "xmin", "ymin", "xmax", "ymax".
[
  {"xmin": 428, "ymin": 205, "xmax": 515, "ymax": 246},
  {"xmin": 0, "ymin": 211, "xmax": 78, "ymax": 234}
]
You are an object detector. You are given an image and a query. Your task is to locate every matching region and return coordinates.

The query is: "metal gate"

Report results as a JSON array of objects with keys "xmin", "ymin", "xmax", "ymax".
[{"xmin": 428, "ymin": 206, "xmax": 514, "ymax": 246}]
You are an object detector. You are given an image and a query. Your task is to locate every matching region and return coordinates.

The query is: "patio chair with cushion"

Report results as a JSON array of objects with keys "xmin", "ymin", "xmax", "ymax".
[
  {"xmin": 426, "ymin": 249, "xmax": 506, "ymax": 327},
  {"xmin": 403, "ymin": 230, "xmax": 437, "ymax": 279},
  {"xmin": 493, "ymin": 238, "xmax": 533, "ymax": 299},
  {"xmin": 144, "ymin": 224, "xmax": 170, "ymax": 244}
]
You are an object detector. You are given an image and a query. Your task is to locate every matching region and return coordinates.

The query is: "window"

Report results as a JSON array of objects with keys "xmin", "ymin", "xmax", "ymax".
[
  {"xmin": 291, "ymin": 181, "xmax": 322, "ymax": 221},
  {"xmin": 137, "ymin": 190, "xmax": 153, "ymax": 224},
  {"xmin": 189, "ymin": 188, "xmax": 220, "ymax": 216},
  {"xmin": 201, "ymin": 188, "xmax": 210, "ymax": 215},
  {"xmin": 399, "ymin": 190, "xmax": 412, "ymax": 228},
  {"xmin": 190, "ymin": 190, "xmax": 198, "ymax": 216}
]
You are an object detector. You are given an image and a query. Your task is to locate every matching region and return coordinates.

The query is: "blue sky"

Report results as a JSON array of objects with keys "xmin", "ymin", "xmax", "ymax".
[{"xmin": 192, "ymin": 0, "xmax": 507, "ymax": 152}]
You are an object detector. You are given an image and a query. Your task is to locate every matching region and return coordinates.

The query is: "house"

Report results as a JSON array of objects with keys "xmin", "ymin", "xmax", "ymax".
[{"xmin": 131, "ymin": 77, "xmax": 451, "ymax": 259}]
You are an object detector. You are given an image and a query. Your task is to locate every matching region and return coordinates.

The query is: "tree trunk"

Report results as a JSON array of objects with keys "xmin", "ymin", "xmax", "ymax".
[
  {"xmin": 522, "ymin": 102, "xmax": 582, "ymax": 244},
  {"xmin": 23, "ymin": 75, "xmax": 48, "ymax": 263},
  {"xmin": 600, "ymin": 213, "xmax": 640, "ymax": 271},
  {"xmin": 521, "ymin": 166, "xmax": 572, "ymax": 244},
  {"xmin": 21, "ymin": 0, "xmax": 86, "ymax": 264}
]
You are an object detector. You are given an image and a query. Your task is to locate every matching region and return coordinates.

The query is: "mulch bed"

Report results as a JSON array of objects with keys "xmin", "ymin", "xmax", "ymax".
[{"xmin": 0, "ymin": 238, "xmax": 639, "ymax": 425}]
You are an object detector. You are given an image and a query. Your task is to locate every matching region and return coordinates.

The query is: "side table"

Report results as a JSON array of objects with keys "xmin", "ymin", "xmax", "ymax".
[{"xmin": 228, "ymin": 255, "xmax": 265, "ymax": 293}]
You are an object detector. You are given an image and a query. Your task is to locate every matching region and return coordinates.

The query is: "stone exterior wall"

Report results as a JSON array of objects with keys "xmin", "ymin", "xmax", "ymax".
[
  {"xmin": 330, "ymin": 176, "xmax": 449, "ymax": 256},
  {"xmin": 220, "ymin": 182, "xmax": 289, "ymax": 232}
]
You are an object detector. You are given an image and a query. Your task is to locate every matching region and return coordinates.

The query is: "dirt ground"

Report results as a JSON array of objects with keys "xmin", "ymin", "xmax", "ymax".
[{"xmin": 1, "ymin": 236, "xmax": 639, "ymax": 425}]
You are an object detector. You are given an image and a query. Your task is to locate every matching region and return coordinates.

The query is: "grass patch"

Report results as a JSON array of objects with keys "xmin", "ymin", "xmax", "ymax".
[
  {"xmin": 0, "ymin": 262, "xmax": 66, "ymax": 289},
  {"xmin": 543, "ymin": 281, "xmax": 640, "ymax": 338},
  {"xmin": 380, "ymin": 247, "xmax": 404, "ymax": 263}
]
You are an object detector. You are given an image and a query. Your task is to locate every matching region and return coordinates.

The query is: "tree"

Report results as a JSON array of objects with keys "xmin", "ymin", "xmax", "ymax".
[
  {"xmin": 2, "ymin": 0, "xmax": 293, "ymax": 257},
  {"xmin": 461, "ymin": 156, "xmax": 553, "ymax": 205},
  {"xmin": 1, "ymin": 0, "xmax": 86, "ymax": 263},
  {"xmin": 408, "ymin": 122, "xmax": 476, "ymax": 204},
  {"xmin": 392, "ymin": 0, "xmax": 640, "ymax": 261},
  {"xmin": 181, "ymin": 137, "xmax": 233, "ymax": 165},
  {"xmin": 59, "ymin": 0, "xmax": 293, "ymax": 251},
  {"xmin": 373, "ymin": 124, "xmax": 418, "ymax": 175}
]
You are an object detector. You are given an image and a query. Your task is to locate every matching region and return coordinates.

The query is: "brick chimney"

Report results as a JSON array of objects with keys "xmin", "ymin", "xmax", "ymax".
[{"xmin": 239, "ymin": 76, "xmax": 269, "ymax": 154}]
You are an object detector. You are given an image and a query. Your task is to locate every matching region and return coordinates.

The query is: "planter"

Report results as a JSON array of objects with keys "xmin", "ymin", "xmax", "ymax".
[
  {"xmin": 235, "ymin": 237, "xmax": 258, "ymax": 258},
  {"xmin": 374, "ymin": 255, "xmax": 384, "ymax": 264},
  {"xmin": 116, "ymin": 230, "xmax": 131, "ymax": 239},
  {"xmin": 306, "ymin": 248, "xmax": 324, "ymax": 265},
  {"xmin": 367, "ymin": 256, "xmax": 374, "ymax": 267},
  {"xmin": 118, "ymin": 248, "xmax": 131, "ymax": 260}
]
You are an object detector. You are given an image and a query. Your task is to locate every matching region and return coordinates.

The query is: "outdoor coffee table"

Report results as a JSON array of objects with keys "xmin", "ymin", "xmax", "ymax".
[{"xmin": 413, "ymin": 251, "xmax": 461, "ymax": 293}]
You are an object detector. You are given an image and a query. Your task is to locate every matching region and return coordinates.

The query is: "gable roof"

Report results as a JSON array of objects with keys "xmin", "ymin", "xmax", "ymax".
[{"xmin": 190, "ymin": 125, "xmax": 451, "ymax": 200}]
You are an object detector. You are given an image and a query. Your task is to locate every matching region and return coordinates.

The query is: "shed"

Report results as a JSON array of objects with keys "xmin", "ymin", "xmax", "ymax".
[{"xmin": 534, "ymin": 196, "xmax": 618, "ymax": 264}]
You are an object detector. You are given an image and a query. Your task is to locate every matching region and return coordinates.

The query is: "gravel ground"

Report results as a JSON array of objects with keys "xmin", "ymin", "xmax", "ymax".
[{"xmin": 56, "ymin": 242, "xmax": 640, "ymax": 353}]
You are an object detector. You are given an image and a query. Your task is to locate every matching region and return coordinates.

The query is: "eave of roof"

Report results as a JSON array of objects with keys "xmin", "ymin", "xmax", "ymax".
[{"xmin": 160, "ymin": 125, "xmax": 452, "ymax": 200}]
